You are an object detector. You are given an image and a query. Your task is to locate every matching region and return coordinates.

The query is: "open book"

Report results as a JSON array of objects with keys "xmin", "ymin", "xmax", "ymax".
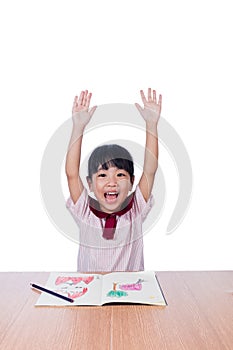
[{"xmin": 34, "ymin": 271, "xmax": 167, "ymax": 306}]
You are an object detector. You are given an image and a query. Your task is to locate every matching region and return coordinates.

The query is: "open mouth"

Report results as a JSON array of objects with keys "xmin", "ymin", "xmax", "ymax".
[{"xmin": 104, "ymin": 192, "xmax": 119, "ymax": 201}]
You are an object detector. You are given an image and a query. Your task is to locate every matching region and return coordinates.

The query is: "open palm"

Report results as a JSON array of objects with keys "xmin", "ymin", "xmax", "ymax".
[
  {"xmin": 135, "ymin": 88, "xmax": 162, "ymax": 124},
  {"xmin": 72, "ymin": 90, "xmax": 97, "ymax": 127}
]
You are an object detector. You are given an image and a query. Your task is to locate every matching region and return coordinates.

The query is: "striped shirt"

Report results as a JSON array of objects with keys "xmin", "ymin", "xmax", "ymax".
[{"xmin": 66, "ymin": 185, "xmax": 154, "ymax": 272}]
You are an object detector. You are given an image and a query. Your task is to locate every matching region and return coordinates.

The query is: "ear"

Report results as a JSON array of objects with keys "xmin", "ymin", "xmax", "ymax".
[
  {"xmin": 130, "ymin": 175, "xmax": 135, "ymax": 191},
  {"xmin": 86, "ymin": 176, "xmax": 93, "ymax": 191}
]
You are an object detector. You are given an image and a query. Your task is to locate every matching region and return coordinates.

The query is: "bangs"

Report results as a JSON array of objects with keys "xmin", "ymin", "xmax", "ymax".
[
  {"xmin": 88, "ymin": 144, "xmax": 134, "ymax": 181},
  {"xmin": 101, "ymin": 158, "xmax": 132, "ymax": 173}
]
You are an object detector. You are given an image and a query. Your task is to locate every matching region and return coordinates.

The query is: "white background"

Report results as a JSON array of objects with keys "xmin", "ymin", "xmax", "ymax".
[{"xmin": 0, "ymin": 0, "xmax": 232, "ymax": 271}]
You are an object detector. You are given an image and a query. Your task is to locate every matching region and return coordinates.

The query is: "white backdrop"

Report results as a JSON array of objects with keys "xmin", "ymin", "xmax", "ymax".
[{"xmin": 0, "ymin": 0, "xmax": 232, "ymax": 271}]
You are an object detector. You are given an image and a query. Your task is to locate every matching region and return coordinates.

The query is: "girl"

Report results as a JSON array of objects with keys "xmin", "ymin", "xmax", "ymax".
[{"xmin": 66, "ymin": 88, "xmax": 162, "ymax": 272}]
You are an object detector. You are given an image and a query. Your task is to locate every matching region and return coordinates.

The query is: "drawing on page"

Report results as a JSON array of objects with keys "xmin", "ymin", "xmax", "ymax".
[
  {"xmin": 119, "ymin": 279, "xmax": 144, "ymax": 291},
  {"xmin": 55, "ymin": 276, "xmax": 94, "ymax": 285},
  {"xmin": 107, "ymin": 279, "xmax": 145, "ymax": 298},
  {"xmin": 53, "ymin": 275, "xmax": 95, "ymax": 300},
  {"xmin": 107, "ymin": 282, "xmax": 128, "ymax": 298}
]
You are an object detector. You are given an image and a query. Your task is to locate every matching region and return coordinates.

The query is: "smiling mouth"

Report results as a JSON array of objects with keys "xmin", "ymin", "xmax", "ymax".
[{"xmin": 104, "ymin": 192, "xmax": 119, "ymax": 200}]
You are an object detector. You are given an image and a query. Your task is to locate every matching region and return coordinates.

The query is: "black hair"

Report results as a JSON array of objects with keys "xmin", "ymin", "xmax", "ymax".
[{"xmin": 88, "ymin": 144, "xmax": 134, "ymax": 183}]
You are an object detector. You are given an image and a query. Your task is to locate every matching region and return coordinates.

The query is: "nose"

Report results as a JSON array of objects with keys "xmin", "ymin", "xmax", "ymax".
[{"xmin": 107, "ymin": 174, "xmax": 117, "ymax": 186}]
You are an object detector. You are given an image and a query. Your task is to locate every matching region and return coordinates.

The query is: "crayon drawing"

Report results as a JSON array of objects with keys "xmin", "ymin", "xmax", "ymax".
[
  {"xmin": 54, "ymin": 275, "xmax": 95, "ymax": 300},
  {"xmin": 119, "ymin": 279, "xmax": 144, "ymax": 291},
  {"xmin": 107, "ymin": 279, "xmax": 145, "ymax": 298},
  {"xmin": 107, "ymin": 282, "xmax": 128, "ymax": 298},
  {"xmin": 55, "ymin": 276, "xmax": 94, "ymax": 285}
]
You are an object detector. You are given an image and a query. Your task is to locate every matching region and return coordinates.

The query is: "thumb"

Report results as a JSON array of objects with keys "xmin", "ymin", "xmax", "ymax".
[
  {"xmin": 89, "ymin": 105, "xmax": 97, "ymax": 118},
  {"xmin": 135, "ymin": 103, "xmax": 143, "ymax": 114}
]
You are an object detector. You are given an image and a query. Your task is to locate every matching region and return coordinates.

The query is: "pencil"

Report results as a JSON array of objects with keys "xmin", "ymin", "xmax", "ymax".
[{"xmin": 30, "ymin": 283, "xmax": 74, "ymax": 303}]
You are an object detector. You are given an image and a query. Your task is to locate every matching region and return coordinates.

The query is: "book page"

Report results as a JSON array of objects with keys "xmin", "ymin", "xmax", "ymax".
[
  {"xmin": 35, "ymin": 272, "xmax": 102, "ymax": 306},
  {"xmin": 101, "ymin": 271, "xmax": 166, "ymax": 305}
]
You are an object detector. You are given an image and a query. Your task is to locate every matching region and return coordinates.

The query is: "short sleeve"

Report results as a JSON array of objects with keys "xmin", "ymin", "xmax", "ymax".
[
  {"xmin": 134, "ymin": 185, "xmax": 154, "ymax": 221},
  {"xmin": 66, "ymin": 188, "xmax": 89, "ymax": 224}
]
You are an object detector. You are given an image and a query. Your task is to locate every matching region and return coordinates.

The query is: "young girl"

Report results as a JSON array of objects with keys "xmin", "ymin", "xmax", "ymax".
[{"xmin": 66, "ymin": 88, "xmax": 162, "ymax": 272}]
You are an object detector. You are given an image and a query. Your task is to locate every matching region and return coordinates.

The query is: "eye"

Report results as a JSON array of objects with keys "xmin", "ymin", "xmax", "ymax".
[
  {"xmin": 117, "ymin": 172, "xmax": 126, "ymax": 177},
  {"xmin": 97, "ymin": 173, "xmax": 106, "ymax": 177}
]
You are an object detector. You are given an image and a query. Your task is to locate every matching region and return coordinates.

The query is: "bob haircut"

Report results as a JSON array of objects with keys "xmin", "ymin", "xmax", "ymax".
[{"xmin": 87, "ymin": 144, "xmax": 134, "ymax": 184}]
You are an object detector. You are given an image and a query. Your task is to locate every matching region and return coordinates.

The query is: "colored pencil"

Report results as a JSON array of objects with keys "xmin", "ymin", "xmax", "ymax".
[{"xmin": 30, "ymin": 283, "xmax": 74, "ymax": 303}]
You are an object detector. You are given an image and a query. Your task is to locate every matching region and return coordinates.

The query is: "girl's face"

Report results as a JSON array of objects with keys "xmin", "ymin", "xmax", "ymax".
[{"xmin": 87, "ymin": 166, "xmax": 134, "ymax": 213}]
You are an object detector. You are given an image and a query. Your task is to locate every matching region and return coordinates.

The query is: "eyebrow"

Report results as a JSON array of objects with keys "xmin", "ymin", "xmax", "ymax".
[{"xmin": 97, "ymin": 167, "xmax": 107, "ymax": 171}]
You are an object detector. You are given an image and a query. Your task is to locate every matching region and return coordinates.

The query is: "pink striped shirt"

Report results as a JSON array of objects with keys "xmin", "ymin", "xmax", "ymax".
[{"xmin": 66, "ymin": 185, "xmax": 154, "ymax": 272}]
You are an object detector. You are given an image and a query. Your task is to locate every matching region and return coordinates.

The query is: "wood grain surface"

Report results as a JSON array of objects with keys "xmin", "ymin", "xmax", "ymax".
[{"xmin": 0, "ymin": 271, "xmax": 232, "ymax": 350}]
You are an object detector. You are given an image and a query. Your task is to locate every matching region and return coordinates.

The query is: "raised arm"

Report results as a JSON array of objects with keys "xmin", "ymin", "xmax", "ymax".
[
  {"xmin": 65, "ymin": 90, "xmax": 97, "ymax": 204},
  {"xmin": 135, "ymin": 88, "xmax": 162, "ymax": 202}
]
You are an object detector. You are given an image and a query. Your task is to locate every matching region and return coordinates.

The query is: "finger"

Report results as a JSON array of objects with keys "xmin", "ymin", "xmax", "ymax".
[
  {"xmin": 73, "ymin": 95, "xmax": 78, "ymax": 107},
  {"xmin": 89, "ymin": 105, "xmax": 97, "ymax": 117},
  {"xmin": 148, "ymin": 88, "xmax": 152, "ymax": 102},
  {"xmin": 140, "ymin": 90, "xmax": 147, "ymax": 105},
  {"xmin": 82, "ymin": 90, "xmax": 86, "ymax": 105},
  {"xmin": 158, "ymin": 94, "xmax": 162, "ymax": 108},
  {"xmin": 86, "ymin": 92, "xmax": 92, "ymax": 108},
  {"xmin": 78, "ymin": 91, "xmax": 84, "ymax": 106},
  {"xmin": 83, "ymin": 90, "xmax": 88, "ymax": 106},
  {"xmin": 72, "ymin": 96, "xmax": 78, "ymax": 112},
  {"xmin": 135, "ymin": 103, "xmax": 143, "ymax": 114},
  {"xmin": 153, "ymin": 90, "xmax": 157, "ymax": 103}
]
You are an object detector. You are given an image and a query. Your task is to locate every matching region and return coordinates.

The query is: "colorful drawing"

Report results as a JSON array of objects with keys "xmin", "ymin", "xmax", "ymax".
[
  {"xmin": 107, "ymin": 278, "xmax": 146, "ymax": 298},
  {"xmin": 55, "ymin": 276, "xmax": 94, "ymax": 285},
  {"xmin": 107, "ymin": 282, "xmax": 128, "ymax": 298},
  {"xmin": 53, "ymin": 275, "xmax": 95, "ymax": 300},
  {"xmin": 56, "ymin": 287, "xmax": 88, "ymax": 300},
  {"xmin": 119, "ymin": 279, "xmax": 143, "ymax": 291}
]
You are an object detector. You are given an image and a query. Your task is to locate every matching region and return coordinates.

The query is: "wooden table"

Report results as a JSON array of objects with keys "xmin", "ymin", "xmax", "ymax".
[{"xmin": 0, "ymin": 271, "xmax": 232, "ymax": 350}]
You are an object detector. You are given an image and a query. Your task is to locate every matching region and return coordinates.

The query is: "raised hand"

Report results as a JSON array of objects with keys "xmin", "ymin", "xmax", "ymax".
[
  {"xmin": 72, "ymin": 90, "xmax": 97, "ymax": 128},
  {"xmin": 135, "ymin": 88, "xmax": 162, "ymax": 125}
]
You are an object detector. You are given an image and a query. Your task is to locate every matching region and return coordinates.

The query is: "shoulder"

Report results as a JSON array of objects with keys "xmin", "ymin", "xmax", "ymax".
[
  {"xmin": 134, "ymin": 184, "xmax": 153, "ymax": 205},
  {"xmin": 66, "ymin": 187, "xmax": 90, "ymax": 218},
  {"xmin": 132, "ymin": 185, "xmax": 154, "ymax": 219}
]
